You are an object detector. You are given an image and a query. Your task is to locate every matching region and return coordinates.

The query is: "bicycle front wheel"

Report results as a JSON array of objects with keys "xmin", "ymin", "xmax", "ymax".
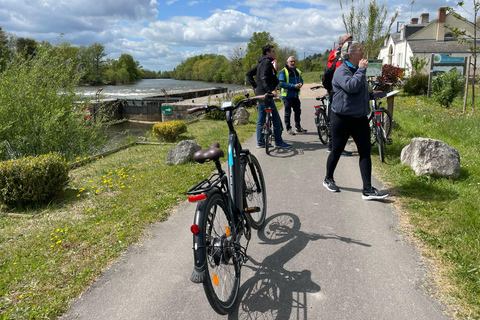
[
  {"xmin": 201, "ymin": 192, "xmax": 240, "ymax": 315},
  {"xmin": 241, "ymin": 154, "xmax": 267, "ymax": 229},
  {"xmin": 379, "ymin": 108, "xmax": 392, "ymax": 138},
  {"xmin": 316, "ymin": 108, "xmax": 328, "ymax": 145}
]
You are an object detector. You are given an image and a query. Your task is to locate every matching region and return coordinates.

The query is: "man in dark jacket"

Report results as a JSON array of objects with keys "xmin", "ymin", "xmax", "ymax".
[{"xmin": 245, "ymin": 44, "xmax": 291, "ymax": 149}]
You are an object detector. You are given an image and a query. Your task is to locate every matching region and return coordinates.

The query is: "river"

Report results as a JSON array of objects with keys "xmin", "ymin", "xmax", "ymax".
[{"xmin": 78, "ymin": 78, "xmax": 249, "ymax": 99}]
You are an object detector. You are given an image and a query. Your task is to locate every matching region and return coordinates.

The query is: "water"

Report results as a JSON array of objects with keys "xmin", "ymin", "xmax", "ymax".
[{"xmin": 78, "ymin": 78, "xmax": 249, "ymax": 99}]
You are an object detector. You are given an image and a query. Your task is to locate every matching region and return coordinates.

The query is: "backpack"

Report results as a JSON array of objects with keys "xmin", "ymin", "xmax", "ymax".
[{"xmin": 322, "ymin": 54, "xmax": 341, "ymax": 92}]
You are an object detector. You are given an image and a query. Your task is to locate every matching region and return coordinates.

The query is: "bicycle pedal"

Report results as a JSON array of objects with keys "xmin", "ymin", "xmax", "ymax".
[
  {"xmin": 245, "ymin": 206, "xmax": 260, "ymax": 214},
  {"xmin": 386, "ymin": 138, "xmax": 393, "ymax": 145}
]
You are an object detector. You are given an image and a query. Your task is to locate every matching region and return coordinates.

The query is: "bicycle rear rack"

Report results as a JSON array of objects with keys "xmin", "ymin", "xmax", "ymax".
[{"xmin": 186, "ymin": 173, "xmax": 224, "ymax": 195}]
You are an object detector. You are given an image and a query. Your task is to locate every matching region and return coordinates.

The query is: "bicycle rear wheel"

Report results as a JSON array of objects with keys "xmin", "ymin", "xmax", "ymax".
[
  {"xmin": 201, "ymin": 192, "xmax": 240, "ymax": 315},
  {"xmin": 316, "ymin": 107, "xmax": 328, "ymax": 145},
  {"xmin": 241, "ymin": 154, "xmax": 267, "ymax": 229},
  {"xmin": 264, "ymin": 114, "xmax": 273, "ymax": 155},
  {"xmin": 379, "ymin": 108, "xmax": 392, "ymax": 138},
  {"xmin": 377, "ymin": 125, "xmax": 385, "ymax": 162}
]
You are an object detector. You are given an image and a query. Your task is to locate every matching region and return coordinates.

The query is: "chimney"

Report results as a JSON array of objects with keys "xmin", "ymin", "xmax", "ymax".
[
  {"xmin": 411, "ymin": 18, "xmax": 418, "ymax": 24},
  {"xmin": 437, "ymin": 7, "xmax": 446, "ymax": 41},
  {"xmin": 420, "ymin": 13, "xmax": 429, "ymax": 24},
  {"xmin": 438, "ymin": 7, "xmax": 446, "ymax": 23}
]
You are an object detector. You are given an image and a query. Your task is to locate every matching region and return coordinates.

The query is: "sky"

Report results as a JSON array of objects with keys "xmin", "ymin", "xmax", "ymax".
[{"xmin": 0, "ymin": 0, "xmax": 458, "ymax": 72}]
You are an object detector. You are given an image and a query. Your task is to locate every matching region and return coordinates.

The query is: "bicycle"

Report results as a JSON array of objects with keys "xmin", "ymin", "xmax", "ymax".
[
  {"xmin": 368, "ymin": 80, "xmax": 393, "ymax": 163},
  {"xmin": 311, "ymin": 85, "xmax": 329, "ymax": 145},
  {"xmin": 186, "ymin": 94, "xmax": 268, "ymax": 315}
]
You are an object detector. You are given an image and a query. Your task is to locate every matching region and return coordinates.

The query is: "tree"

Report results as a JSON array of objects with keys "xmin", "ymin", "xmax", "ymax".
[
  {"xmin": 0, "ymin": 27, "xmax": 14, "ymax": 72},
  {"xmin": 243, "ymin": 32, "xmax": 278, "ymax": 71},
  {"xmin": 276, "ymin": 46, "xmax": 298, "ymax": 71},
  {"xmin": 446, "ymin": 1, "xmax": 480, "ymax": 112},
  {"xmin": 341, "ymin": 0, "xmax": 398, "ymax": 59}
]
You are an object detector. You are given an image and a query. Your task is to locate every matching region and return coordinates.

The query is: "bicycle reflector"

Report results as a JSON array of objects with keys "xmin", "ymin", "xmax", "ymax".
[
  {"xmin": 191, "ymin": 224, "xmax": 200, "ymax": 234},
  {"xmin": 188, "ymin": 193, "xmax": 206, "ymax": 202}
]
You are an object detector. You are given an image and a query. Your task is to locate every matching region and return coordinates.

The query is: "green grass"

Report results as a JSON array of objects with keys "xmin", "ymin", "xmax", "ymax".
[
  {"xmin": 0, "ymin": 110, "xmax": 259, "ymax": 319},
  {"xmin": 372, "ymin": 93, "xmax": 480, "ymax": 318},
  {"xmin": 301, "ymin": 71, "xmax": 322, "ymax": 84}
]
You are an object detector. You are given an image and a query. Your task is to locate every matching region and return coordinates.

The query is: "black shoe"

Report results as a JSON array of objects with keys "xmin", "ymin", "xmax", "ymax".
[
  {"xmin": 323, "ymin": 178, "xmax": 339, "ymax": 192},
  {"xmin": 296, "ymin": 127, "xmax": 307, "ymax": 133},
  {"xmin": 341, "ymin": 150, "xmax": 352, "ymax": 157},
  {"xmin": 362, "ymin": 187, "xmax": 388, "ymax": 200}
]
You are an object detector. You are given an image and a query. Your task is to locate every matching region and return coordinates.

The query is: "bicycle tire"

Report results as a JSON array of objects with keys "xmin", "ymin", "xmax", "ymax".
[
  {"xmin": 201, "ymin": 192, "xmax": 240, "ymax": 315},
  {"xmin": 264, "ymin": 114, "xmax": 273, "ymax": 155},
  {"xmin": 379, "ymin": 108, "xmax": 392, "ymax": 138},
  {"xmin": 377, "ymin": 125, "xmax": 385, "ymax": 162},
  {"xmin": 241, "ymin": 154, "xmax": 267, "ymax": 230},
  {"xmin": 316, "ymin": 108, "xmax": 329, "ymax": 145}
]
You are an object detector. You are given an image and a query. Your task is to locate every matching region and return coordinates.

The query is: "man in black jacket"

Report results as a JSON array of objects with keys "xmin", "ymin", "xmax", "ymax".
[{"xmin": 245, "ymin": 44, "xmax": 291, "ymax": 149}]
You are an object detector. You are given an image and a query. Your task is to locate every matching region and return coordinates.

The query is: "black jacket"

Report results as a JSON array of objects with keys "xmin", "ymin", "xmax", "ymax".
[{"xmin": 245, "ymin": 55, "xmax": 279, "ymax": 95}]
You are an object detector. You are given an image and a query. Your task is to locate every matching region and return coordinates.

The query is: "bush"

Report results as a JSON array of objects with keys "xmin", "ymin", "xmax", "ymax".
[
  {"xmin": 233, "ymin": 94, "xmax": 257, "ymax": 109},
  {"xmin": 376, "ymin": 64, "xmax": 403, "ymax": 92},
  {"xmin": 203, "ymin": 105, "xmax": 226, "ymax": 120},
  {"xmin": 431, "ymin": 69, "xmax": 465, "ymax": 108},
  {"xmin": 0, "ymin": 43, "xmax": 111, "ymax": 162},
  {"xmin": 0, "ymin": 153, "xmax": 69, "ymax": 207},
  {"xmin": 403, "ymin": 74, "xmax": 429, "ymax": 96},
  {"xmin": 152, "ymin": 120, "xmax": 187, "ymax": 142}
]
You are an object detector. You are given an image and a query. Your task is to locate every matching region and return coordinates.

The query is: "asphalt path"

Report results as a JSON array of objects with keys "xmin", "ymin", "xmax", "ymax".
[{"xmin": 62, "ymin": 98, "xmax": 450, "ymax": 320}]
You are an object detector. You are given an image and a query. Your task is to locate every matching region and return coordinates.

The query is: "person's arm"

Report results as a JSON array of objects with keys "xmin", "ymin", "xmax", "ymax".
[
  {"xmin": 245, "ymin": 65, "xmax": 257, "ymax": 89},
  {"xmin": 260, "ymin": 62, "xmax": 275, "ymax": 93},
  {"xmin": 334, "ymin": 64, "xmax": 366, "ymax": 94},
  {"xmin": 278, "ymin": 70, "xmax": 296, "ymax": 89}
]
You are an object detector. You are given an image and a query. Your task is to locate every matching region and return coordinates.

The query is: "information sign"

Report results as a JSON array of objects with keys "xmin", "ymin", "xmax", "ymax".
[{"xmin": 162, "ymin": 105, "xmax": 173, "ymax": 114}]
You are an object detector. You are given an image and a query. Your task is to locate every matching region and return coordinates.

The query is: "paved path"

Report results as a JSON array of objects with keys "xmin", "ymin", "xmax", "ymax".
[{"xmin": 62, "ymin": 98, "xmax": 450, "ymax": 320}]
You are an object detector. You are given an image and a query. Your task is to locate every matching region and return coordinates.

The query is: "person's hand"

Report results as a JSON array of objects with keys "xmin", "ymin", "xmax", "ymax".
[
  {"xmin": 271, "ymin": 91, "xmax": 277, "ymax": 97},
  {"xmin": 295, "ymin": 83, "xmax": 302, "ymax": 89},
  {"xmin": 359, "ymin": 59, "xmax": 368, "ymax": 68}
]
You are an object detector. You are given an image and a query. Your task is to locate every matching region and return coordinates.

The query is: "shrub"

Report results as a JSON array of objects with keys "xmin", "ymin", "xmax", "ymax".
[
  {"xmin": 431, "ymin": 69, "xmax": 465, "ymax": 108},
  {"xmin": 0, "ymin": 43, "xmax": 111, "ymax": 162},
  {"xmin": 376, "ymin": 64, "xmax": 403, "ymax": 92},
  {"xmin": 203, "ymin": 105, "xmax": 226, "ymax": 120},
  {"xmin": 0, "ymin": 153, "xmax": 69, "ymax": 207},
  {"xmin": 403, "ymin": 74, "xmax": 429, "ymax": 96},
  {"xmin": 152, "ymin": 120, "xmax": 187, "ymax": 142}
]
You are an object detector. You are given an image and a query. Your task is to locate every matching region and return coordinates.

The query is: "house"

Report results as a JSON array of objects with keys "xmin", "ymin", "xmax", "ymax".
[{"xmin": 378, "ymin": 7, "xmax": 478, "ymax": 76}]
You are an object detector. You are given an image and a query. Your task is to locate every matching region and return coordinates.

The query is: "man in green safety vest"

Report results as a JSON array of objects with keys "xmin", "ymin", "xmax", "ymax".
[{"xmin": 278, "ymin": 56, "xmax": 307, "ymax": 135}]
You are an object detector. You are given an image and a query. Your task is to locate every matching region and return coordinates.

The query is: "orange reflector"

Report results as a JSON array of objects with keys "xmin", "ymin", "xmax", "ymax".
[
  {"xmin": 188, "ymin": 193, "xmax": 206, "ymax": 202},
  {"xmin": 212, "ymin": 274, "xmax": 219, "ymax": 286},
  {"xmin": 191, "ymin": 224, "xmax": 200, "ymax": 234},
  {"xmin": 225, "ymin": 226, "xmax": 230, "ymax": 237}
]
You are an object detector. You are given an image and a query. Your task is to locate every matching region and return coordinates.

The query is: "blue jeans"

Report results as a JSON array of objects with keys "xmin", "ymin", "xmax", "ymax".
[{"xmin": 257, "ymin": 97, "xmax": 284, "ymax": 145}]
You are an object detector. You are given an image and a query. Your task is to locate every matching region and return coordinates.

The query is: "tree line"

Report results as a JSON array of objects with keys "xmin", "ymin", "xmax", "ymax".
[{"xmin": 0, "ymin": 26, "xmax": 169, "ymax": 85}]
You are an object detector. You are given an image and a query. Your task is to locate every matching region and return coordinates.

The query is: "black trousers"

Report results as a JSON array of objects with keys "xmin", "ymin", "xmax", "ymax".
[
  {"xmin": 282, "ymin": 98, "xmax": 302, "ymax": 130},
  {"xmin": 325, "ymin": 112, "xmax": 372, "ymax": 189}
]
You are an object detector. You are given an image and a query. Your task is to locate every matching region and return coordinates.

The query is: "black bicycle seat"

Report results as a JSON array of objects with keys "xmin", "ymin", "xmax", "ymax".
[{"xmin": 193, "ymin": 142, "xmax": 224, "ymax": 163}]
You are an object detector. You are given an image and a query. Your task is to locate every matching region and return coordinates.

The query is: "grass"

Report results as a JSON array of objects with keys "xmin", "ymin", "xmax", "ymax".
[
  {"xmin": 371, "ymin": 93, "xmax": 480, "ymax": 319},
  {"xmin": 301, "ymin": 71, "xmax": 322, "ymax": 84},
  {"xmin": 0, "ymin": 109, "xmax": 259, "ymax": 319}
]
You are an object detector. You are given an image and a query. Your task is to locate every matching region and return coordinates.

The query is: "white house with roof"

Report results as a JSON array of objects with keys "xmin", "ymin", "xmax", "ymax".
[{"xmin": 378, "ymin": 7, "xmax": 478, "ymax": 76}]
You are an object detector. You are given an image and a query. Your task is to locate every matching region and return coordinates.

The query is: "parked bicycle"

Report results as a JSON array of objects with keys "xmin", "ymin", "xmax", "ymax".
[
  {"xmin": 262, "ymin": 103, "xmax": 275, "ymax": 155},
  {"xmin": 368, "ymin": 80, "xmax": 393, "ymax": 162},
  {"xmin": 186, "ymin": 94, "xmax": 268, "ymax": 315},
  {"xmin": 311, "ymin": 85, "xmax": 329, "ymax": 145}
]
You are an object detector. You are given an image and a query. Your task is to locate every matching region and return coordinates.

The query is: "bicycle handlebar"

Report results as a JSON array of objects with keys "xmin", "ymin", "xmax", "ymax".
[
  {"xmin": 310, "ymin": 85, "xmax": 323, "ymax": 91},
  {"xmin": 187, "ymin": 93, "xmax": 272, "ymax": 114}
]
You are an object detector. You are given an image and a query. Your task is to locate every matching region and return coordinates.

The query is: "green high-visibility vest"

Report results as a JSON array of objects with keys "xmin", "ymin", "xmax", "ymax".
[{"xmin": 281, "ymin": 67, "xmax": 302, "ymax": 97}]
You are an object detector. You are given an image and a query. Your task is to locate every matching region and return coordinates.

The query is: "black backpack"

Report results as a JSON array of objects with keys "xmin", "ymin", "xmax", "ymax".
[{"xmin": 322, "ymin": 54, "xmax": 340, "ymax": 92}]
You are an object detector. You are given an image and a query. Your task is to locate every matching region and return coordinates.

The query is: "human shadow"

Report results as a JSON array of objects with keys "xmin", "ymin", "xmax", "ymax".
[{"xmin": 229, "ymin": 212, "xmax": 370, "ymax": 320}]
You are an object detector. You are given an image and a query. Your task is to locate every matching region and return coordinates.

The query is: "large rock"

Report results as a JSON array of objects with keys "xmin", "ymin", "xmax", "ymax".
[
  {"xmin": 401, "ymin": 137, "xmax": 461, "ymax": 179},
  {"xmin": 166, "ymin": 140, "xmax": 202, "ymax": 165},
  {"xmin": 233, "ymin": 107, "xmax": 250, "ymax": 126}
]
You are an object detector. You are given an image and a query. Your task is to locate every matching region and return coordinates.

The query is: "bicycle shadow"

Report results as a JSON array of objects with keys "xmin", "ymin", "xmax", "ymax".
[{"xmin": 228, "ymin": 212, "xmax": 370, "ymax": 320}]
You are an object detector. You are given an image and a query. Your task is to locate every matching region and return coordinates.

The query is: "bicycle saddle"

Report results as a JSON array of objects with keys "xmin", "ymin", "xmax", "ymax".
[{"xmin": 193, "ymin": 142, "xmax": 224, "ymax": 163}]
